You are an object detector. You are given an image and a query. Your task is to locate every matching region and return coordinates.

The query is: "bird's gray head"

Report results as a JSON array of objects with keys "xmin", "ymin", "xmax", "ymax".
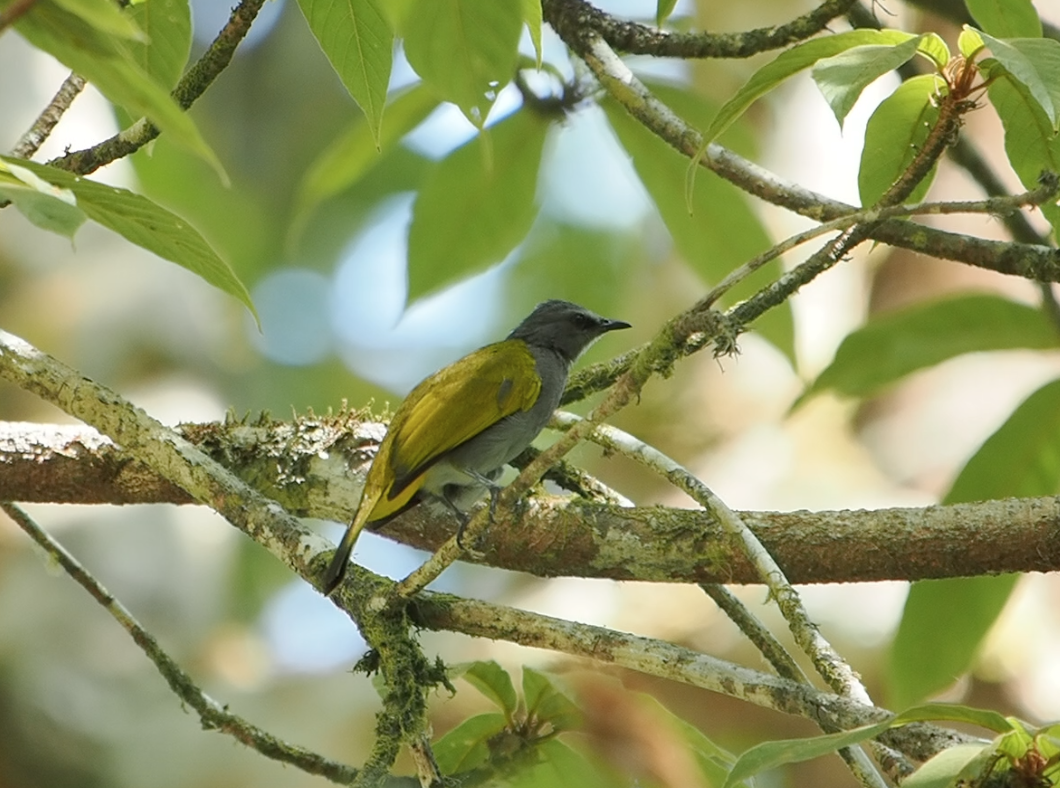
[{"xmin": 508, "ymin": 300, "xmax": 631, "ymax": 362}]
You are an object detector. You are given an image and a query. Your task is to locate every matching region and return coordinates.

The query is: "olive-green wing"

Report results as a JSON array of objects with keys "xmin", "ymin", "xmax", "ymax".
[{"xmin": 386, "ymin": 340, "xmax": 540, "ymax": 494}]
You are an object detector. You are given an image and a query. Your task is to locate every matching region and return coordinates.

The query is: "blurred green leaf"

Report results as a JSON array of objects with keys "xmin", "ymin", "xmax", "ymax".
[
  {"xmin": 296, "ymin": 0, "xmax": 393, "ymax": 145},
  {"xmin": 724, "ymin": 702, "xmax": 1014, "ymax": 788},
  {"xmin": 522, "ymin": 667, "xmax": 581, "ymax": 731},
  {"xmin": 407, "ymin": 109, "xmax": 547, "ymax": 302},
  {"xmin": 508, "ymin": 739, "xmax": 612, "ymax": 788},
  {"xmin": 0, "ymin": 162, "xmax": 86, "ymax": 238},
  {"xmin": 508, "ymin": 222, "xmax": 642, "ymax": 319},
  {"xmin": 293, "ymin": 85, "xmax": 437, "ymax": 235},
  {"xmin": 889, "ymin": 576, "xmax": 1018, "ymax": 709},
  {"xmin": 891, "ymin": 377, "xmax": 1060, "ymax": 707},
  {"xmin": 123, "ymin": 0, "xmax": 191, "ymax": 90},
  {"xmin": 454, "ymin": 660, "xmax": 518, "ymax": 719},
  {"xmin": 2, "ymin": 157, "xmax": 256, "ymax": 320},
  {"xmin": 604, "ymin": 85, "xmax": 794, "ymax": 361},
  {"xmin": 966, "ymin": 0, "xmax": 1042, "ymax": 38},
  {"xmin": 859, "ymin": 74, "xmax": 944, "ymax": 206},
  {"xmin": 980, "ymin": 31, "xmax": 1060, "ymax": 128},
  {"xmin": 656, "ymin": 0, "xmax": 678, "ymax": 27},
  {"xmin": 521, "ymin": 0, "xmax": 543, "ymax": 67},
  {"xmin": 898, "ymin": 743, "xmax": 993, "ymax": 788},
  {"xmin": 700, "ymin": 29, "xmax": 916, "ymax": 147},
  {"xmin": 985, "ymin": 63, "xmax": 1060, "ymax": 233},
  {"xmin": 812, "ymin": 36, "xmax": 925, "ymax": 128},
  {"xmin": 803, "ymin": 294, "xmax": 1058, "ymax": 402},
  {"xmin": 52, "ymin": 0, "xmax": 145, "ymax": 39},
  {"xmin": 403, "ymin": 0, "xmax": 522, "ymax": 127},
  {"xmin": 434, "ymin": 712, "xmax": 507, "ymax": 774},
  {"xmin": 639, "ymin": 693, "xmax": 744, "ymax": 787},
  {"xmin": 15, "ymin": 2, "xmax": 222, "ymax": 174}
]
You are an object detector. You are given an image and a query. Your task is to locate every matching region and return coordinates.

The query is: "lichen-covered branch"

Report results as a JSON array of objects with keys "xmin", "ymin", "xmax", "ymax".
[
  {"xmin": 541, "ymin": 0, "xmax": 856, "ymax": 59},
  {"xmin": 4, "ymin": 419, "xmax": 1060, "ymax": 584},
  {"xmin": 47, "ymin": 0, "xmax": 267, "ymax": 175}
]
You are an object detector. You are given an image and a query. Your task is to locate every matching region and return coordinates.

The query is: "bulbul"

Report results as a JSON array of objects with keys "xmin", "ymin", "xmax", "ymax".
[{"xmin": 321, "ymin": 299, "xmax": 631, "ymax": 594}]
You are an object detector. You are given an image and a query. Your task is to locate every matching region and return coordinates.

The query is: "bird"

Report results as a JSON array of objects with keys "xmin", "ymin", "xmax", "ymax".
[{"xmin": 321, "ymin": 299, "xmax": 631, "ymax": 594}]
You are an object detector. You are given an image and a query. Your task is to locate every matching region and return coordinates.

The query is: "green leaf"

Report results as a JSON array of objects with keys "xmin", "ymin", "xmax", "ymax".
[
  {"xmin": 812, "ymin": 35, "xmax": 926, "ymax": 128},
  {"xmin": 638, "ymin": 693, "xmax": 744, "ymax": 787},
  {"xmin": 979, "ymin": 31, "xmax": 1060, "ymax": 128},
  {"xmin": 917, "ymin": 32, "xmax": 950, "ymax": 70},
  {"xmin": 433, "ymin": 712, "xmax": 507, "ymax": 774},
  {"xmin": 403, "ymin": 0, "xmax": 522, "ymax": 127},
  {"xmin": 1, "ymin": 157, "xmax": 256, "ymax": 319},
  {"xmin": 803, "ymin": 294, "xmax": 1060, "ymax": 402},
  {"xmin": 521, "ymin": 0, "xmax": 543, "ymax": 68},
  {"xmin": 966, "ymin": 0, "xmax": 1042, "ymax": 38},
  {"xmin": 123, "ymin": 0, "xmax": 192, "ymax": 90},
  {"xmin": 406, "ymin": 109, "xmax": 547, "ymax": 302},
  {"xmin": 14, "ymin": 3, "xmax": 222, "ymax": 174},
  {"xmin": 985, "ymin": 63, "xmax": 1060, "ymax": 233},
  {"xmin": 292, "ymin": 84, "xmax": 437, "ymax": 235},
  {"xmin": 509, "ymin": 739, "xmax": 612, "ymax": 788},
  {"xmin": 859, "ymin": 74, "xmax": 944, "ymax": 206},
  {"xmin": 902, "ymin": 743, "xmax": 993, "ymax": 788},
  {"xmin": 891, "ymin": 377, "xmax": 1060, "ymax": 708},
  {"xmin": 51, "ymin": 0, "xmax": 145, "ymax": 39},
  {"xmin": 603, "ymin": 86, "xmax": 795, "ymax": 362},
  {"xmin": 723, "ymin": 703, "xmax": 1013, "ymax": 788},
  {"xmin": 959, "ymin": 27, "xmax": 986, "ymax": 59},
  {"xmin": 701, "ymin": 29, "xmax": 917, "ymax": 148},
  {"xmin": 0, "ymin": 161, "xmax": 86, "ymax": 238},
  {"xmin": 889, "ymin": 576, "xmax": 1019, "ymax": 709},
  {"xmin": 453, "ymin": 660, "xmax": 518, "ymax": 719},
  {"xmin": 296, "ymin": 0, "xmax": 394, "ymax": 145},
  {"xmin": 656, "ymin": 0, "xmax": 678, "ymax": 27},
  {"xmin": 522, "ymin": 668, "xmax": 581, "ymax": 731},
  {"xmin": 948, "ymin": 377, "xmax": 1060, "ymax": 503}
]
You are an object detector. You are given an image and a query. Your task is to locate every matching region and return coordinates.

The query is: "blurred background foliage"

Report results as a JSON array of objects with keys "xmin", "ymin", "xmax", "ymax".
[{"xmin": 3, "ymin": 0, "xmax": 1060, "ymax": 786}]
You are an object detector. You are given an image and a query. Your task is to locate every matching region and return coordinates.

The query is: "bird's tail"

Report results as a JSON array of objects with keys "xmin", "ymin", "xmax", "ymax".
[{"xmin": 321, "ymin": 515, "xmax": 369, "ymax": 595}]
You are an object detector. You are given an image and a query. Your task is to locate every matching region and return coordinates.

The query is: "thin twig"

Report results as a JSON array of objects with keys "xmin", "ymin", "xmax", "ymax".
[
  {"xmin": 1, "ymin": 502, "xmax": 360, "ymax": 785},
  {"xmin": 47, "ymin": 0, "xmax": 267, "ymax": 175},
  {"xmin": 10, "ymin": 73, "xmax": 86, "ymax": 158}
]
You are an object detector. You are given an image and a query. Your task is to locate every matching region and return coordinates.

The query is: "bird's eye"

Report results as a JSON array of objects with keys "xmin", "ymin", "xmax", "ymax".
[{"xmin": 572, "ymin": 313, "xmax": 595, "ymax": 329}]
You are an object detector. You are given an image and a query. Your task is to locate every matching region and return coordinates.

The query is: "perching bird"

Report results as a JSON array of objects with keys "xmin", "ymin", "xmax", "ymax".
[{"xmin": 321, "ymin": 300, "xmax": 631, "ymax": 594}]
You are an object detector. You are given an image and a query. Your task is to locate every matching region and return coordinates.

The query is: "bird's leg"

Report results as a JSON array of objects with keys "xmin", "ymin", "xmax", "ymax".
[{"xmin": 450, "ymin": 469, "xmax": 503, "ymax": 550}]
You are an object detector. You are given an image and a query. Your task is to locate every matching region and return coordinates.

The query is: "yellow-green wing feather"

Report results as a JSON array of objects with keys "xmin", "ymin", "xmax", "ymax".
[{"xmin": 370, "ymin": 340, "xmax": 540, "ymax": 517}]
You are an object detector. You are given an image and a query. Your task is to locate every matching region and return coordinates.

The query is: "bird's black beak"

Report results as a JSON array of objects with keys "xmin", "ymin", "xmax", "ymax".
[{"xmin": 602, "ymin": 318, "xmax": 632, "ymax": 333}]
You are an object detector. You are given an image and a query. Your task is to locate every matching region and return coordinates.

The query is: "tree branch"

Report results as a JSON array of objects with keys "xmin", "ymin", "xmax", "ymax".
[
  {"xmin": 541, "ymin": 0, "xmax": 857, "ymax": 59},
  {"xmin": 46, "ymin": 0, "xmax": 267, "ymax": 175},
  {"xmin": 4, "ymin": 419, "xmax": 1060, "ymax": 585},
  {"xmin": 10, "ymin": 72, "xmax": 86, "ymax": 159}
]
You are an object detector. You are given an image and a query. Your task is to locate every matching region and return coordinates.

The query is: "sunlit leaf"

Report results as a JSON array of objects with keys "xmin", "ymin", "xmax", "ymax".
[
  {"xmin": 15, "ymin": 3, "xmax": 222, "ymax": 174},
  {"xmin": 803, "ymin": 294, "xmax": 1059, "ymax": 402},
  {"xmin": 123, "ymin": 0, "xmax": 191, "ymax": 89},
  {"xmin": 902, "ymin": 743, "xmax": 993, "ymax": 788},
  {"xmin": 979, "ymin": 31, "xmax": 1060, "ymax": 128},
  {"xmin": 403, "ymin": 0, "xmax": 522, "ymax": 127},
  {"xmin": 522, "ymin": 668, "xmax": 581, "ymax": 731},
  {"xmin": 52, "ymin": 0, "xmax": 145, "ymax": 39},
  {"xmin": 1, "ymin": 157, "xmax": 256, "ymax": 319},
  {"xmin": 406, "ymin": 109, "xmax": 547, "ymax": 302},
  {"xmin": 453, "ymin": 660, "xmax": 518, "ymax": 718},
  {"xmin": 858, "ymin": 74, "xmax": 944, "ymax": 206},
  {"xmin": 656, "ymin": 0, "xmax": 678, "ymax": 27},
  {"xmin": 965, "ymin": 0, "xmax": 1042, "ymax": 39},
  {"xmin": 521, "ymin": 0, "xmax": 543, "ymax": 67},
  {"xmin": 296, "ymin": 0, "xmax": 393, "ymax": 144},
  {"xmin": 984, "ymin": 62, "xmax": 1060, "ymax": 232},
  {"xmin": 0, "ymin": 161, "xmax": 86, "ymax": 238},
  {"xmin": 812, "ymin": 35, "xmax": 925, "ymax": 128},
  {"xmin": 700, "ymin": 29, "xmax": 916, "ymax": 148}
]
